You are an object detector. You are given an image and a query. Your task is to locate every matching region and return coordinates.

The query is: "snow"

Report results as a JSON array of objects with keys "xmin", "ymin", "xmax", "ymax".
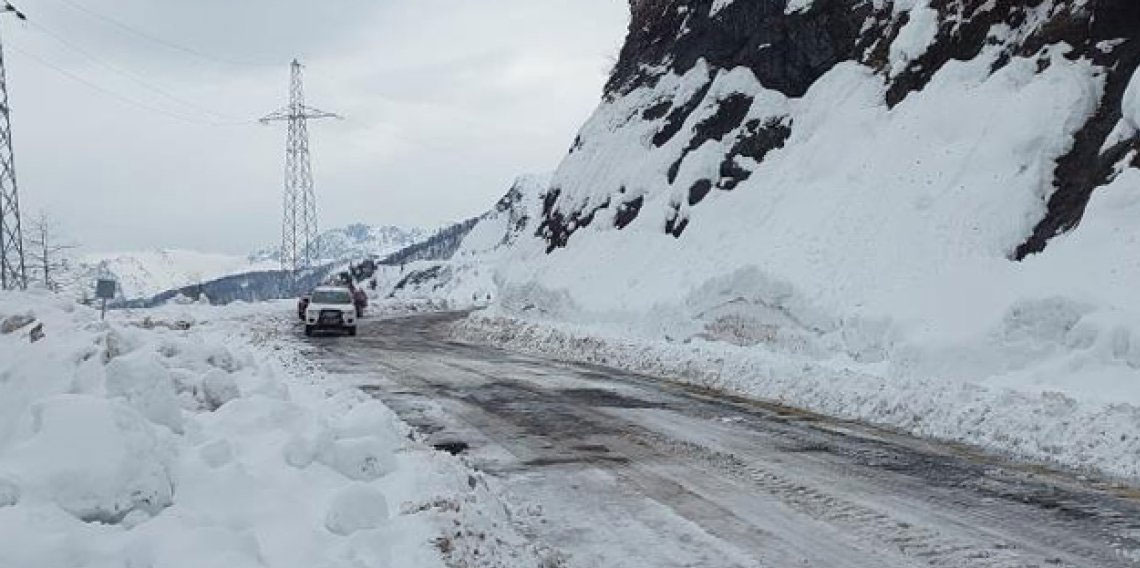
[
  {"xmin": 709, "ymin": 0, "xmax": 734, "ymax": 18},
  {"xmin": 784, "ymin": 0, "xmax": 815, "ymax": 14},
  {"xmin": 0, "ymin": 291, "xmax": 557, "ymax": 567},
  {"xmin": 324, "ymin": 484, "xmax": 390, "ymax": 536},
  {"xmin": 1122, "ymin": 66, "xmax": 1140, "ymax": 133},
  {"xmin": 889, "ymin": 1, "xmax": 940, "ymax": 76},
  {"xmin": 375, "ymin": 11, "xmax": 1140, "ymax": 482}
]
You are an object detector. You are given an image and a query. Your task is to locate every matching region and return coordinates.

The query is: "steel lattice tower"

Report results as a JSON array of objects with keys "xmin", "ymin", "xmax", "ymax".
[
  {"xmin": 260, "ymin": 59, "xmax": 340, "ymax": 282},
  {"xmin": 0, "ymin": 4, "xmax": 27, "ymax": 291}
]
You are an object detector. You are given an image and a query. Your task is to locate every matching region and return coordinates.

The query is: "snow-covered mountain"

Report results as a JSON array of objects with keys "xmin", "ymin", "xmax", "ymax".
[
  {"xmin": 248, "ymin": 223, "xmax": 428, "ymax": 264},
  {"xmin": 375, "ymin": 1, "xmax": 1140, "ymax": 477},
  {"xmin": 68, "ymin": 250, "xmax": 278, "ymax": 300}
]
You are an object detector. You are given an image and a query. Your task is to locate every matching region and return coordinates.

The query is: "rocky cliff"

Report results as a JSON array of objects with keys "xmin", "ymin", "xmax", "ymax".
[{"xmin": 538, "ymin": 0, "xmax": 1140, "ymax": 259}]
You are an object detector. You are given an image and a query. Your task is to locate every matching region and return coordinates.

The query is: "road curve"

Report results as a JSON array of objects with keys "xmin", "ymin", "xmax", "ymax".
[{"xmin": 297, "ymin": 311, "xmax": 1140, "ymax": 568}]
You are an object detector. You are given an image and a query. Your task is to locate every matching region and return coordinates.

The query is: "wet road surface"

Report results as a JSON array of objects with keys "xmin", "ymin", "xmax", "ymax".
[{"xmin": 297, "ymin": 312, "xmax": 1140, "ymax": 568}]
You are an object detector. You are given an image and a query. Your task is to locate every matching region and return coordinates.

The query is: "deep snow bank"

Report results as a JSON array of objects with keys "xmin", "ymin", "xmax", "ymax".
[{"xmin": 0, "ymin": 292, "xmax": 558, "ymax": 567}]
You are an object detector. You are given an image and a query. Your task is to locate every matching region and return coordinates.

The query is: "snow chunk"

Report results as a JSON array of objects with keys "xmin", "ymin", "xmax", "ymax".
[
  {"xmin": 318, "ymin": 436, "xmax": 398, "ymax": 481},
  {"xmin": 333, "ymin": 400, "xmax": 407, "ymax": 449},
  {"xmin": 106, "ymin": 352, "xmax": 184, "ymax": 432},
  {"xmin": 7, "ymin": 395, "xmax": 173, "ymax": 523},
  {"xmin": 324, "ymin": 484, "xmax": 389, "ymax": 536},
  {"xmin": 201, "ymin": 370, "xmax": 240, "ymax": 410}
]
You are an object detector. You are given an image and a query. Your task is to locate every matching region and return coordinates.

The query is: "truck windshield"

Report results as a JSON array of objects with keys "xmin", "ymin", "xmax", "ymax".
[{"xmin": 311, "ymin": 290, "xmax": 352, "ymax": 304}]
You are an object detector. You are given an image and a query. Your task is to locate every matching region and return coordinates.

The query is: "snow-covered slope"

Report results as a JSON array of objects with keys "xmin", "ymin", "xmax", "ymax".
[
  {"xmin": 249, "ymin": 224, "xmax": 428, "ymax": 265},
  {"xmin": 389, "ymin": 1, "xmax": 1140, "ymax": 477},
  {"xmin": 372, "ymin": 176, "xmax": 544, "ymax": 307},
  {"xmin": 73, "ymin": 250, "xmax": 278, "ymax": 301},
  {"xmin": 495, "ymin": 0, "xmax": 1140, "ymax": 392}
]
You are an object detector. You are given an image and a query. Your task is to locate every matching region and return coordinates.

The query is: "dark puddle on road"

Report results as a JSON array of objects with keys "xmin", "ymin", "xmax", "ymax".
[
  {"xmin": 556, "ymin": 388, "xmax": 664, "ymax": 409},
  {"xmin": 433, "ymin": 441, "xmax": 470, "ymax": 455}
]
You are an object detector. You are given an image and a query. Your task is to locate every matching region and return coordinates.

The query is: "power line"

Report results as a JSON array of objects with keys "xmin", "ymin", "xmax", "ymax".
[
  {"xmin": 47, "ymin": 0, "xmax": 280, "ymax": 68},
  {"xmin": 24, "ymin": 19, "xmax": 247, "ymax": 122},
  {"xmin": 8, "ymin": 42, "xmax": 251, "ymax": 126}
]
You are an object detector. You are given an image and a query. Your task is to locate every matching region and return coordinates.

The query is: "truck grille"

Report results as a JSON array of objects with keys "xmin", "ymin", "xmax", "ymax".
[{"xmin": 319, "ymin": 310, "xmax": 343, "ymax": 324}]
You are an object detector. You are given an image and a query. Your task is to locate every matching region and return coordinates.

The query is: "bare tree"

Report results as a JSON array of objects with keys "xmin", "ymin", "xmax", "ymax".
[{"xmin": 25, "ymin": 212, "xmax": 77, "ymax": 292}]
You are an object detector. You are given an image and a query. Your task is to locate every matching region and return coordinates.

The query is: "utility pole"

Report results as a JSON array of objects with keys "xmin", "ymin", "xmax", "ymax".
[
  {"xmin": 260, "ymin": 59, "xmax": 340, "ymax": 290},
  {"xmin": 0, "ymin": 2, "xmax": 27, "ymax": 291}
]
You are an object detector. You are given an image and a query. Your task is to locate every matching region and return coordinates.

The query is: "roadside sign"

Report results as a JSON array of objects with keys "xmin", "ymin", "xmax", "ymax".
[
  {"xmin": 95, "ymin": 279, "xmax": 116, "ymax": 320},
  {"xmin": 95, "ymin": 279, "xmax": 116, "ymax": 300}
]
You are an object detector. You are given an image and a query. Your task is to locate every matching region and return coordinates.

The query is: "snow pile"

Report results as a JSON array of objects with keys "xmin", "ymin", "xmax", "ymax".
[{"xmin": 0, "ymin": 292, "xmax": 557, "ymax": 567}]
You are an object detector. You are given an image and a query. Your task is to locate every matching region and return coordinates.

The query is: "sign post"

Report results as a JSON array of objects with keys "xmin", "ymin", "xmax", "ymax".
[{"xmin": 95, "ymin": 279, "xmax": 116, "ymax": 321}]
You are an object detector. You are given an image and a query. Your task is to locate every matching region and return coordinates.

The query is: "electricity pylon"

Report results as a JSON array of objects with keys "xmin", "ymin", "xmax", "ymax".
[
  {"xmin": 0, "ymin": 2, "xmax": 27, "ymax": 291},
  {"xmin": 260, "ymin": 59, "xmax": 340, "ymax": 285}
]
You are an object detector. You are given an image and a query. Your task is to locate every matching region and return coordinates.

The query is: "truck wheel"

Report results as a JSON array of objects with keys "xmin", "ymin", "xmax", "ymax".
[
  {"xmin": 304, "ymin": 325, "xmax": 314, "ymax": 337},
  {"xmin": 347, "ymin": 326, "xmax": 357, "ymax": 337}
]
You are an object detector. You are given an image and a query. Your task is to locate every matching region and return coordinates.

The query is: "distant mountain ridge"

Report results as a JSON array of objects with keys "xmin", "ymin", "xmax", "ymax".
[
  {"xmin": 65, "ymin": 250, "xmax": 277, "ymax": 300},
  {"xmin": 247, "ymin": 223, "xmax": 428, "ymax": 265}
]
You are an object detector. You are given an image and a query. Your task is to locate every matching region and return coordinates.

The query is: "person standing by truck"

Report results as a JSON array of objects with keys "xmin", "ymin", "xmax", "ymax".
[{"xmin": 350, "ymin": 283, "xmax": 368, "ymax": 318}]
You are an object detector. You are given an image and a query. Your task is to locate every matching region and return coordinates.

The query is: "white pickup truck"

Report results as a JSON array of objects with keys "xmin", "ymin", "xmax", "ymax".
[{"xmin": 303, "ymin": 286, "xmax": 358, "ymax": 336}]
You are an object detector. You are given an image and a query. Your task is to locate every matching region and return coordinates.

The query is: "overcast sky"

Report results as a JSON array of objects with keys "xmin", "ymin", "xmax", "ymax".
[{"xmin": 3, "ymin": 0, "xmax": 628, "ymax": 255}]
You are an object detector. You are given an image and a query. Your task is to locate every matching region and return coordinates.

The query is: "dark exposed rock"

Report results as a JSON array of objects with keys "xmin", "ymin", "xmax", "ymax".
[
  {"xmin": 612, "ymin": 0, "xmax": 870, "ymax": 100},
  {"xmin": 718, "ymin": 117, "xmax": 792, "ymax": 191},
  {"xmin": 667, "ymin": 92, "xmax": 755, "ymax": 183},
  {"xmin": 642, "ymin": 100, "xmax": 673, "ymax": 121},
  {"xmin": 537, "ymin": 0, "xmax": 1140, "ymax": 255},
  {"xmin": 688, "ymin": 179, "xmax": 713, "ymax": 206},
  {"xmin": 653, "ymin": 78, "xmax": 713, "ymax": 147},
  {"xmin": 665, "ymin": 203, "xmax": 689, "ymax": 238},
  {"xmin": 614, "ymin": 195, "xmax": 645, "ymax": 229},
  {"xmin": 536, "ymin": 188, "xmax": 612, "ymax": 253}
]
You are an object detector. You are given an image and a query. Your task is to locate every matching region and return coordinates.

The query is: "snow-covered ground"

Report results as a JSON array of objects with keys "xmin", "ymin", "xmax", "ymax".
[{"xmin": 0, "ymin": 291, "xmax": 554, "ymax": 568}]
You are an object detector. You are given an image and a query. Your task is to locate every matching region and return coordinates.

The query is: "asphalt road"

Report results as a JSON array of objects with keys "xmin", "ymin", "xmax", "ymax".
[{"xmin": 298, "ymin": 311, "xmax": 1140, "ymax": 568}]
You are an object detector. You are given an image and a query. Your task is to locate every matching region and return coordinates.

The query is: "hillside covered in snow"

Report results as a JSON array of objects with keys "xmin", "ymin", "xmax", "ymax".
[
  {"xmin": 69, "ymin": 250, "xmax": 278, "ymax": 301},
  {"xmin": 376, "ymin": 0, "xmax": 1140, "ymax": 478},
  {"xmin": 248, "ymin": 224, "xmax": 428, "ymax": 266}
]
